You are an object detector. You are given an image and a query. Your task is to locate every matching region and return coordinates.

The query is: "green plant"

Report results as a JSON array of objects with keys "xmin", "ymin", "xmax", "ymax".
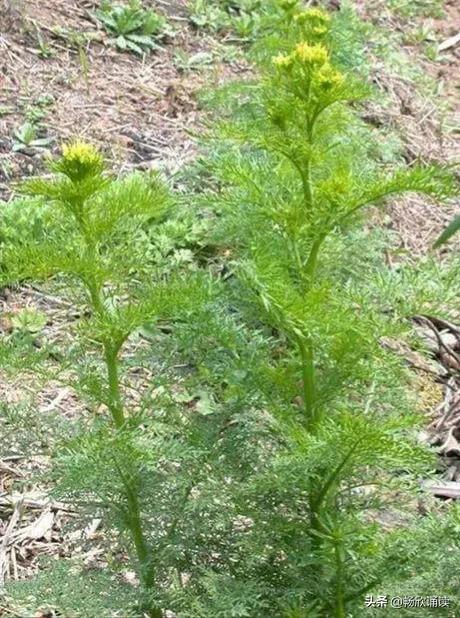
[
  {"xmin": 28, "ymin": 18, "xmax": 55, "ymax": 59},
  {"xmin": 2, "ymin": 4, "xmax": 459, "ymax": 616},
  {"xmin": 0, "ymin": 142, "xmax": 212, "ymax": 617},
  {"xmin": 10, "ymin": 307, "xmax": 47, "ymax": 334},
  {"xmin": 5, "ymin": 557, "xmax": 139, "ymax": 617},
  {"xmin": 34, "ymin": 24, "xmax": 55, "ymax": 58},
  {"xmin": 25, "ymin": 94, "xmax": 55, "ymax": 124},
  {"xmin": 189, "ymin": 0, "xmax": 228, "ymax": 32},
  {"xmin": 12, "ymin": 121, "xmax": 52, "ymax": 153},
  {"xmin": 188, "ymin": 0, "xmax": 264, "ymax": 39},
  {"xmin": 195, "ymin": 8, "xmax": 458, "ymax": 615},
  {"xmin": 173, "ymin": 49, "xmax": 214, "ymax": 74},
  {"xmin": 95, "ymin": 0, "xmax": 170, "ymax": 55},
  {"xmin": 388, "ymin": 0, "xmax": 444, "ymax": 19},
  {"xmin": 226, "ymin": 35, "xmax": 454, "ymax": 429}
]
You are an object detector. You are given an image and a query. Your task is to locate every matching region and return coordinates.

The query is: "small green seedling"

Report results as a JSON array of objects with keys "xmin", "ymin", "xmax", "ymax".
[
  {"xmin": 32, "ymin": 21, "xmax": 55, "ymax": 58},
  {"xmin": 12, "ymin": 122, "xmax": 52, "ymax": 153},
  {"xmin": 174, "ymin": 49, "xmax": 214, "ymax": 73},
  {"xmin": 10, "ymin": 307, "xmax": 47, "ymax": 335},
  {"xmin": 25, "ymin": 94, "xmax": 55, "ymax": 124},
  {"xmin": 189, "ymin": 0, "xmax": 263, "ymax": 36},
  {"xmin": 95, "ymin": 0, "xmax": 170, "ymax": 55},
  {"xmin": 188, "ymin": 0, "xmax": 229, "ymax": 31}
]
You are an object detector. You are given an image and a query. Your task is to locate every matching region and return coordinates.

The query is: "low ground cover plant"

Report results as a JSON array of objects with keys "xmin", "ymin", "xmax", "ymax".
[
  {"xmin": 189, "ymin": 0, "xmax": 266, "ymax": 41},
  {"xmin": 12, "ymin": 121, "xmax": 52, "ymax": 153},
  {"xmin": 95, "ymin": 0, "xmax": 170, "ymax": 55}
]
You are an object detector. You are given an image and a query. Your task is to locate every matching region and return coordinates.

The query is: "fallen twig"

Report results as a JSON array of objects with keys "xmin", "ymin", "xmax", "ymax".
[
  {"xmin": 423, "ymin": 480, "xmax": 460, "ymax": 499},
  {"xmin": 438, "ymin": 32, "xmax": 460, "ymax": 52}
]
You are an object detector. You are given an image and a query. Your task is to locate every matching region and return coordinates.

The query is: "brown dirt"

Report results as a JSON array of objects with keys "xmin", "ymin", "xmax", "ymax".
[
  {"xmin": 0, "ymin": 0, "xmax": 247, "ymax": 198},
  {"xmin": 354, "ymin": 0, "xmax": 460, "ymax": 254}
]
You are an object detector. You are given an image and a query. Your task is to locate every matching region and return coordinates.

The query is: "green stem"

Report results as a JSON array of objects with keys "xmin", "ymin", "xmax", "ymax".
[
  {"xmin": 301, "ymin": 160, "xmax": 313, "ymax": 209},
  {"xmin": 87, "ymin": 279, "xmax": 105, "ymax": 316},
  {"xmin": 114, "ymin": 460, "xmax": 161, "ymax": 618},
  {"xmin": 310, "ymin": 436, "xmax": 365, "ymax": 515},
  {"xmin": 334, "ymin": 538, "xmax": 346, "ymax": 618},
  {"xmin": 298, "ymin": 337, "xmax": 319, "ymax": 429},
  {"xmin": 126, "ymin": 488, "xmax": 154, "ymax": 582},
  {"xmin": 304, "ymin": 233, "xmax": 326, "ymax": 282},
  {"xmin": 104, "ymin": 345, "xmax": 125, "ymax": 428},
  {"xmin": 103, "ymin": 341, "xmax": 162, "ymax": 616}
]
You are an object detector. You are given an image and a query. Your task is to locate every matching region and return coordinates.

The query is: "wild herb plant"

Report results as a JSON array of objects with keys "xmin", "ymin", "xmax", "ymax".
[
  {"xmin": 0, "ymin": 142, "xmax": 215, "ymax": 617},
  {"xmin": 218, "ymin": 32, "xmax": 454, "ymax": 431},
  {"xmin": 1, "ymin": 4, "xmax": 458, "ymax": 617},
  {"xmin": 189, "ymin": 0, "xmax": 265, "ymax": 41},
  {"xmin": 12, "ymin": 121, "xmax": 51, "ymax": 153},
  {"xmin": 95, "ymin": 0, "xmax": 170, "ymax": 55},
  {"xmin": 196, "ymin": 7, "xmax": 457, "ymax": 615}
]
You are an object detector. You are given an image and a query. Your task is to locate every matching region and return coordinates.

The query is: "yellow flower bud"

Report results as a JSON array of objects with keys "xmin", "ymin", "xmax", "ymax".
[
  {"xmin": 62, "ymin": 141, "xmax": 100, "ymax": 162},
  {"xmin": 316, "ymin": 64, "xmax": 344, "ymax": 90},
  {"xmin": 272, "ymin": 53, "xmax": 294, "ymax": 70},
  {"xmin": 294, "ymin": 8, "xmax": 331, "ymax": 26},
  {"xmin": 312, "ymin": 25, "xmax": 328, "ymax": 35},
  {"xmin": 58, "ymin": 141, "xmax": 105, "ymax": 181},
  {"xmin": 294, "ymin": 42, "xmax": 329, "ymax": 67}
]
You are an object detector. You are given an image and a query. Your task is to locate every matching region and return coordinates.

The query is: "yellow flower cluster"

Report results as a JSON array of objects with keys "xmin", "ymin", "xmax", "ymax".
[
  {"xmin": 272, "ymin": 43, "xmax": 329, "ymax": 71},
  {"xmin": 294, "ymin": 7, "xmax": 330, "ymax": 35},
  {"xmin": 272, "ymin": 41, "xmax": 344, "ymax": 93},
  {"xmin": 294, "ymin": 7, "xmax": 331, "ymax": 24},
  {"xmin": 316, "ymin": 64, "xmax": 344, "ymax": 90},
  {"xmin": 58, "ymin": 140, "xmax": 105, "ymax": 181},
  {"xmin": 272, "ymin": 53, "xmax": 294, "ymax": 70},
  {"xmin": 62, "ymin": 141, "xmax": 104, "ymax": 168},
  {"xmin": 294, "ymin": 42, "xmax": 328, "ymax": 66}
]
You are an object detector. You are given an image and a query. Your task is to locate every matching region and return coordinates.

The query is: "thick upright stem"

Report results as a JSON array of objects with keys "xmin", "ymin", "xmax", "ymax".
[
  {"xmin": 298, "ymin": 337, "xmax": 320, "ymax": 429},
  {"xmin": 104, "ymin": 345, "xmax": 125, "ymax": 428},
  {"xmin": 304, "ymin": 234, "xmax": 326, "ymax": 282},
  {"xmin": 334, "ymin": 539, "xmax": 346, "ymax": 618},
  {"xmin": 93, "ymin": 296, "xmax": 159, "ymax": 615},
  {"xmin": 107, "ymin": 351, "xmax": 161, "ymax": 617},
  {"xmin": 123, "ymin": 477, "xmax": 160, "ymax": 617},
  {"xmin": 301, "ymin": 160, "xmax": 313, "ymax": 209}
]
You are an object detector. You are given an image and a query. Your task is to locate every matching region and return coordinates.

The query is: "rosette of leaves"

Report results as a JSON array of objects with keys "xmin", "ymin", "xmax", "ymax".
[
  {"xmin": 12, "ymin": 121, "xmax": 52, "ymax": 153},
  {"xmin": 95, "ymin": 0, "xmax": 170, "ymax": 55}
]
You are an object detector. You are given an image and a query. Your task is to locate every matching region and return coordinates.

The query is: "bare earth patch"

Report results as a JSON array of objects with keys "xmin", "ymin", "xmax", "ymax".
[{"xmin": 0, "ymin": 0, "xmax": 247, "ymax": 197}]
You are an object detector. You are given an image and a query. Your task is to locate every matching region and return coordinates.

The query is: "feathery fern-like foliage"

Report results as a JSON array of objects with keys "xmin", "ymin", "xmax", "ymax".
[
  {"xmin": 191, "ymin": 6, "xmax": 458, "ymax": 615},
  {"xmin": 1, "ymin": 142, "xmax": 214, "ymax": 618}
]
